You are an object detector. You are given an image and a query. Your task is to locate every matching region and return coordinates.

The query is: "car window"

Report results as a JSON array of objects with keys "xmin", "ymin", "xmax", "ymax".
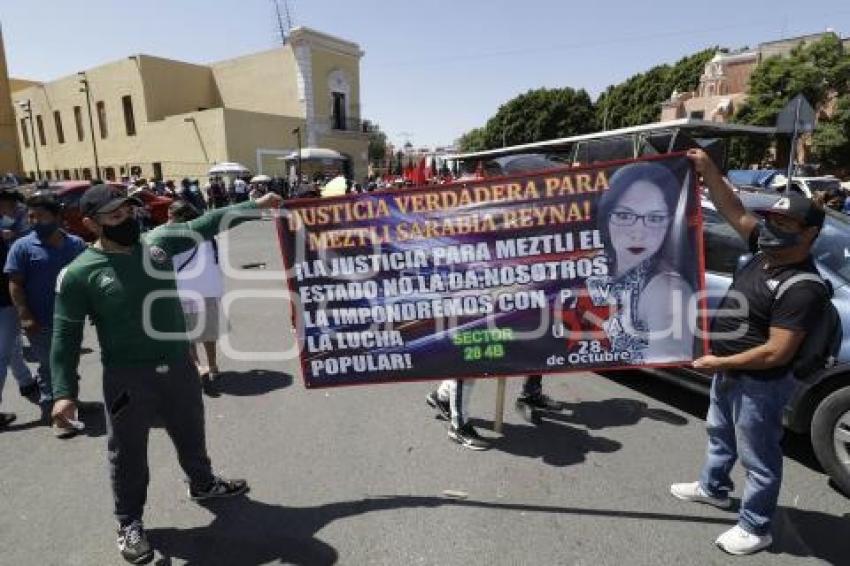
[
  {"xmin": 702, "ymin": 207, "xmax": 748, "ymax": 274},
  {"xmin": 790, "ymin": 182, "xmax": 805, "ymax": 196}
]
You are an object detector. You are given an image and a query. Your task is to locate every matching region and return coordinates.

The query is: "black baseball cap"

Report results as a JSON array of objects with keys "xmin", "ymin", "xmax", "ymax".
[
  {"xmin": 0, "ymin": 188, "xmax": 23, "ymax": 202},
  {"xmin": 753, "ymin": 193, "xmax": 825, "ymax": 229},
  {"xmin": 80, "ymin": 184, "xmax": 142, "ymax": 218}
]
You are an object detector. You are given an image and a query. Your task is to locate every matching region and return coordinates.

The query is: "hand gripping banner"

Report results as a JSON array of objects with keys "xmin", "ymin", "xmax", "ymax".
[{"xmin": 277, "ymin": 154, "xmax": 706, "ymax": 388}]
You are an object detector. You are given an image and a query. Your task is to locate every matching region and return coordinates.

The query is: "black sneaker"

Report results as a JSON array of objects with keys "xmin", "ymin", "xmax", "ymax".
[
  {"xmin": 117, "ymin": 520, "xmax": 153, "ymax": 564},
  {"xmin": 426, "ymin": 391, "xmax": 450, "ymax": 421},
  {"xmin": 448, "ymin": 424, "xmax": 490, "ymax": 451},
  {"xmin": 188, "ymin": 476, "xmax": 249, "ymax": 501},
  {"xmin": 517, "ymin": 393, "xmax": 562, "ymax": 411},
  {"xmin": 0, "ymin": 412, "xmax": 16, "ymax": 428},
  {"xmin": 19, "ymin": 382, "xmax": 39, "ymax": 402},
  {"xmin": 201, "ymin": 375, "xmax": 220, "ymax": 398}
]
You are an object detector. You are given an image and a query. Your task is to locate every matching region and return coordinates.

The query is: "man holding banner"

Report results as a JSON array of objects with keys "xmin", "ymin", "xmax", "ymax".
[{"xmin": 671, "ymin": 149, "xmax": 827, "ymax": 556}]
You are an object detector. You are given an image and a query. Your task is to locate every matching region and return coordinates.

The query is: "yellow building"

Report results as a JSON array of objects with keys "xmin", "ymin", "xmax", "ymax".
[
  {"xmin": 10, "ymin": 27, "xmax": 369, "ymax": 182},
  {"xmin": 0, "ymin": 26, "xmax": 23, "ymax": 175}
]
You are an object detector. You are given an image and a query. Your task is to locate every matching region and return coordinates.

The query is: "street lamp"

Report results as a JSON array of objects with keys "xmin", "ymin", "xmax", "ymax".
[
  {"xmin": 15, "ymin": 99, "xmax": 41, "ymax": 180},
  {"xmin": 292, "ymin": 126, "xmax": 302, "ymax": 188},
  {"xmin": 78, "ymin": 72, "xmax": 100, "ymax": 179},
  {"xmin": 183, "ymin": 117, "xmax": 209, "ymax": 163}
]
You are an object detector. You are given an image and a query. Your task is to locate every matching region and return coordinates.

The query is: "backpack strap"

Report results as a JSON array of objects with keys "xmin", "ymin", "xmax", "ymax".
[
  {"xmin": 775, "ymin": 273, "xmax": 826, "ymax": 300},
  {"xmin": 176, "ymin": 246, "xmax": 200, "ymax": 273}
]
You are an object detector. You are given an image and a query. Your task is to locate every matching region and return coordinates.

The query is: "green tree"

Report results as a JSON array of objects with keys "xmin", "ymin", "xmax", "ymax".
[
  {"xmin": 482, "ymin": 87, "xmax": 596, "ymax": 148},
  {"xmin": 456, "ymin": 87, "xmax": 595, "ymax": 152},
  {"xmin": 730, "ymin": 35, "xmax": 850, "ymax": 170},
  {"xmin": 811, "ymin": 95, "xmax": 850, "ymax": 175},
  {"xmin": 365, "ymin": 122, "xmax": 388, "ymax": 165},
  {"xmin": 457, "ymin": 127, "xmax": 488, "ymax": 152},
  {"xmin": 596, "ymin": 48, "xmax": 717, "ymax": 130}
]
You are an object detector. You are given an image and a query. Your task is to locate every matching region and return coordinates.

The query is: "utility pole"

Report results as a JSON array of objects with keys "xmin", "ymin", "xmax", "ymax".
[
  {"xmin": 78, "ymin": 72, "xmax": 100, "ymax": 179},
  {"xmin": 292, "ymin": 126, "xmax": 302, "ymax": 186},
  {"xmin": 16, "ymin": 99, "xmax": 40, "ymax": 179}
]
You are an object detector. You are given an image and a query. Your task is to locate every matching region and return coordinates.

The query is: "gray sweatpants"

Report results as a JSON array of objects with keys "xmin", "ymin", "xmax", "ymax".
[{"xmin": 103, "ymin": 354, "xmax": 215, "ymax": 526}]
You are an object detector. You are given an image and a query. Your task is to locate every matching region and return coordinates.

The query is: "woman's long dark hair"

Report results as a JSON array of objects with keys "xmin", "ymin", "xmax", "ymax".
[{"xmin": 595, "ymin": 161, "xmax": 693, "ymax": 286}]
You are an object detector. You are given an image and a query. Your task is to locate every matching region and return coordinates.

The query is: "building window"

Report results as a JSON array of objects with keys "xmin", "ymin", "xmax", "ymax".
[
  {"xmin": 62, "ymin": 169, "xmax": 70, "ymax": 180},
  {"xmin": 74, "ymin": 106, "xmax": 84, "ymax": 141},
  {"xmin": 104, "ymin": 166, "xmax": 116, "ymax": 181},
  {"xmin": 82, "ymin": 168, "xmax": 92, "ymax": 180},
  {"xmin": 73, "ymin": 169, "xmax": 80, "ymax": 180},
  {"xmin": 152, "ymin": 162, "xmax": 162, "ymax": 181},
  {"xmin": 28, "ymin": 171, "xmax": 34, "ymax": 179},
  {"xmin": 36, "ymin": 115, "xmax": 46, "ymax": 146},
  {"xmin": 45, "ymin": 170, "xmax": 52, "ymax": 180},
  {"xmin": 122, "ymin": 95, "xmax": 136, "ymax": 136},
  {"xmin": 689, "ymin": 110, "xmax": 705, "ymax": 120},
  {"xmin": 332, "ymin": 92, "xmax": 346, "ymax": 130},
  {"xmin": 96, "ymin": 101, "xmax": 108, "ymax": 139},
  {"xmin": 20, "ymin": 118, "xmax": 30, "ymax": 148},
  {"xmin": 54, "ymin": 110, "xmax": 65, "ymax": 144}
]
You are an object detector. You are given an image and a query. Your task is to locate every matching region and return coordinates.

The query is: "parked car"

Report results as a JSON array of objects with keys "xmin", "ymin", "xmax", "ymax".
[
  {"xmin": 648, "ymin": 191, "xmax": 850, "ymax": 494},
  {"xmin": 769, "ymin": 175, "xmax": 843, "ymax": 198},
  {"xmin": 128, "ymin": 187, "xmax": 174, "ymax": 226},
  {"xmin": 45, "ymin": 181, "xmax": 172, "ymax": 241}
]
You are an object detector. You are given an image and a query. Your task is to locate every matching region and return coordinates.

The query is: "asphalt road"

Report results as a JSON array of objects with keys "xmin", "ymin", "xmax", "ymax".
[{"xmin": 1, "ymin": 220, "xmax": 848, "ymax": 566}]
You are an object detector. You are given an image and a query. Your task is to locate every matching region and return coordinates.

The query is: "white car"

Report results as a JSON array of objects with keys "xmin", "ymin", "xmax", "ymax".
[{"xmin": 770, "ymin": 175, "xmax": 843, "ymax": 198}]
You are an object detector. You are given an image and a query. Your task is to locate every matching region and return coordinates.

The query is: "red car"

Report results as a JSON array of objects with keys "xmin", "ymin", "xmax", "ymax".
[{"xmin": 44, "ymin": 181, "xmax": 173, "ymax": 241}]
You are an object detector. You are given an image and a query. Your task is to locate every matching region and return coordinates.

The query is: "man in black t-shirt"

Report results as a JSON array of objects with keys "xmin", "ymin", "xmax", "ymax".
[{"xmin": 670, "ymin": 150, "xmax": 828, "ymax": 556}]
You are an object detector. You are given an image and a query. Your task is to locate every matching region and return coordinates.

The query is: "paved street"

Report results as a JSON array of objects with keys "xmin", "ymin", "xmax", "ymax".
[{"xmin": 1, "ymin": 220, "xmax": 848, "ymax": 566}]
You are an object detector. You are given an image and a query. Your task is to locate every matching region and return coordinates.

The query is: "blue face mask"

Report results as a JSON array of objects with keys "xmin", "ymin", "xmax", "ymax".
[
  {"xmin": 0, "ymin": 215, "xmax": 14, "ymax": 230},
  {"xmin": 757, "ymin": 219, "xmax": 801, "ymax": 250},
  {"xmin": 33, "ymin": 222, "xmax": 59, "ymax": 240}
]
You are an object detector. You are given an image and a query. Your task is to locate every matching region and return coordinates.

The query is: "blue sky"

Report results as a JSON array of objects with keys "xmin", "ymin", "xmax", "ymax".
[{"xmin": 3, "ymin": 0, "xmax": 850, "ymax": 148}]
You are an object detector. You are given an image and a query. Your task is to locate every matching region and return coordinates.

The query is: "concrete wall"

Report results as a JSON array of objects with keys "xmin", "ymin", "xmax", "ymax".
[
  {"xmin": 137, "ymin": 55, "xmax": 220, "ymax": 121},
  {"xmin": 223, "ymin": 108, "xmax": 304, "ymax": 176},
  {"xmin": 0, "ymin": 28, "xmax": 21, "ymax": 174},
  {"xmin": 310, "ymin": 49, "xmax": 362, "ymax": 128},
  {"xmin": 211, "ymin": 48, "xmax": 302, "ymax": 117}
]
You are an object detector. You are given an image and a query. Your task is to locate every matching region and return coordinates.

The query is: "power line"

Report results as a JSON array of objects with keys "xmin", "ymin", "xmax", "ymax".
[{"xmin": 372, "ymin": 9, "xmax": 850, "ymax": 69}]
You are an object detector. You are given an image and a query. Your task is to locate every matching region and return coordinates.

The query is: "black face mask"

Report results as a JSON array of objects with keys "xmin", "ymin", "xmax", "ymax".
[
  {"xmin": 757, "ymin": 219, "xmax": 802, "ymax": 251},
  {"xmin": 102, "ymin": 217, "xmax": 140, "ymax": 246}
]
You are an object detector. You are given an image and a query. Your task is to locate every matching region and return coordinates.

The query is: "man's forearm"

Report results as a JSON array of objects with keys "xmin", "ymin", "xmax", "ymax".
[
  {"xmin": 189, "ymin": 200, "xmax": 258, "ymax": 240},
  {"xmin": 702, "ymin": 167, "xmax": 748, "ymax": 225},
  {"xmin": 713, "ymin": 343, "xmax": 793, "ymax": 371},
  {"xmin": 8, "ymin": 280, "xmax": 32, "ymax": 320},
  {"xmin": 50, "ymin": 319, "xmax": 84, "ymax": 399}
]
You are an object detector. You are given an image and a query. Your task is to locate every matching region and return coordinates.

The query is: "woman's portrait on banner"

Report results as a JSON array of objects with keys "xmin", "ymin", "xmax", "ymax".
[{"xmin": 592, "ymin": 160, "xmax": 698, "ymax": 364}]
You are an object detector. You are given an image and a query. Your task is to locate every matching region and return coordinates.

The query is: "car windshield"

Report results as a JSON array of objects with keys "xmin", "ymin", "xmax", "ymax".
[
  {"xmin": 807, "ymin": 179, "xmax": 841, "ymax": 192},
  {"xmin": 812, "ymin": 211, "xmax": 850, "ymax": 287}
]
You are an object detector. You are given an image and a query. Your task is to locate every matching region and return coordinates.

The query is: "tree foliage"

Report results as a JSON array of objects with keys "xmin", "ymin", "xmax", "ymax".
[
  {"xmin": 811, "ymin": 95, "xmax": 850, "ymax": 174},
  {"xmin": 366, "ymin": 122, "xmax": 388, "ymax": 164},
  {"xmin": 457, "ymin": 127, "xmax": 488, "ymax": 153},
  {"xmin": 596, "ymin": 48, "xmax": 717, "ymax": 130},
  {"xmin": 457, "ymin": 87, "xmax": 595, "ymax": 152},
  {"xmin": 730, "ymin": 35, "xmax": 850, "ymax": 171}
]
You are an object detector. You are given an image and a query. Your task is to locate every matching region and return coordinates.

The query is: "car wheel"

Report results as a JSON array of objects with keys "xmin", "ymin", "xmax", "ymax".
[{"xmin": 811, "ymin": 386, "xmax": 850, "ymax": 496}]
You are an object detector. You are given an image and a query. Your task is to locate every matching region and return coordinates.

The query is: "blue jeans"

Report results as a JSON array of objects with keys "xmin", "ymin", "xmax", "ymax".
[
  {"xmin": 0, "ymin": 306, "xmax": 34, "ymax": 406},
  {"xmin": 27, "ymin": 326, "xmax": 53, "ymax": 405},
  {"xmin": 699, "ymin": 371, "xmax": 797, "ymax": 536}
]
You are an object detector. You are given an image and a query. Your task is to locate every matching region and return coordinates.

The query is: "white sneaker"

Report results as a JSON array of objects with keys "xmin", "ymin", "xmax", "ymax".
[
  {"xmin": 715, "ymin": 525, "xmax": 772, "ymax": 555},
  {"xmin": 669, "ymin": 481, "xmax": 732, "ymax": 509}
]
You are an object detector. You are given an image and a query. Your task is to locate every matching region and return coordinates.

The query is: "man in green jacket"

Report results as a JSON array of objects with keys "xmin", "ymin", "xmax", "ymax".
[{"xmin": 50, "ymin": 184, "xmax": 282, "ymax": 564}]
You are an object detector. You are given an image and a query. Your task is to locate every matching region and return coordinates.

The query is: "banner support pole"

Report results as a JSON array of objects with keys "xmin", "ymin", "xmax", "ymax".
[{"xmin": 494, "ymin": 377, "xmax": 506, "ymax": 433}]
